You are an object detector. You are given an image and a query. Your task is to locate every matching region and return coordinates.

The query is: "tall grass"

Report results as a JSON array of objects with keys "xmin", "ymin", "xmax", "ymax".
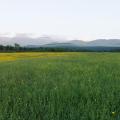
[{"xmin": 0, "ymin": 52, "xmax": 120, "ymax": 120}]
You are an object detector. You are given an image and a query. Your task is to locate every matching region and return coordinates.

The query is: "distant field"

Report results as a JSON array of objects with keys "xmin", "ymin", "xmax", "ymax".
[
  {"xmin": 0, "ymin": 52, "xmax": 74, "ymax": 61},
  {"xmin": 0, "ymin": 52, "xmax": 120, "ymax": 120}
]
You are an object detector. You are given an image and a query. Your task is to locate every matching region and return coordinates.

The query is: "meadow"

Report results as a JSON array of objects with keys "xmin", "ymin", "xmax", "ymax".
[{"xmin": 0, "ymin": 52, "xmax": 120, "ymax": 120}]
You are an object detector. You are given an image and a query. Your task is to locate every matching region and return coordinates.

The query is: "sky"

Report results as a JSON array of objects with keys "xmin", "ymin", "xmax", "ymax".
[{"xmin": 0, "ymin": 0, "xmax": 120, "ymax": 41}]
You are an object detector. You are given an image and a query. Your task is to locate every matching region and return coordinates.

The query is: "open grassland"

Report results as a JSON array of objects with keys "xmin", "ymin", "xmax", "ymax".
[{"xmin": 0, "ymin": 52, "xmax": 120, "ymax": 120}]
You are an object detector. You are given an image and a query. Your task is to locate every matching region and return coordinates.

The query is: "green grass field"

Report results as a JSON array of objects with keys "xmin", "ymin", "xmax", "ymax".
[{"xmin": 0, "ymin": 52, "xmax": 120, "ymax": 120}]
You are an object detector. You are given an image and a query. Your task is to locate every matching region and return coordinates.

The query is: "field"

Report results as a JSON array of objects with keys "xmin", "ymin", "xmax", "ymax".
[{"xmin": 0, "ymin": 52, "xmax": 120, "ymax": 120}]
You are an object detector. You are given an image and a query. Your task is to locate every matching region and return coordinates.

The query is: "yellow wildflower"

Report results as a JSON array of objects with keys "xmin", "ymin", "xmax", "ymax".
[{"xmin": 112, "ymin": 112, "xmax": 116, "ymax": 116}]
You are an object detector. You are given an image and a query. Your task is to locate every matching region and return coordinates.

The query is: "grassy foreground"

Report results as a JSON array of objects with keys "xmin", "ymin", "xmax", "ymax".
[{"xmin": 0, "ymin": 52, "xmax": 120, "ymax": 120}]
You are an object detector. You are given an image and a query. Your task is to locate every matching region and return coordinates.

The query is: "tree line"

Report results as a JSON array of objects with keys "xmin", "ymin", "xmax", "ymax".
[
  {"xmin": 0, "ymin": 43, "xmax": 120, "ymax": 52},
  {"xmin": 0, "ymin": 44, "xmax": 69, "ymax": 52}
]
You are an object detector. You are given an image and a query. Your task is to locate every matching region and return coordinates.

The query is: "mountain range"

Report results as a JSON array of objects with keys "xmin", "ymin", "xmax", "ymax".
[
  {"xmin": 0, "ymin": 35, "xmax": 120, "ymax": 47},
  {"xmin": 42, "ymin": 39, "xmax": 120, "ymax": 48},
  {"xmin": 0, "ymin": 35, "xmax": 62, "ymax": 46}
]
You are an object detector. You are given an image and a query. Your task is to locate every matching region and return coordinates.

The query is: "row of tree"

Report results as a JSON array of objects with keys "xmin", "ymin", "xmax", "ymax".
[
  {"xmin": 0, "ymin": 43, "xmax": 21, "ymax": 52},
  {"xmin": 0, "ymin": 44, "xmax": 69, "ymax": 52},
  {"xmin": 0, "ymin": 43, "xmax": 120, "ymax": 52}
]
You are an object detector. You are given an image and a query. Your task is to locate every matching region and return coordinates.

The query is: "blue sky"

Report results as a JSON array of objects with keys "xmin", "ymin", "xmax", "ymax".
[{"xmin": 0, "ymin": 0, "xmax": 120, "ymax": 40}]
